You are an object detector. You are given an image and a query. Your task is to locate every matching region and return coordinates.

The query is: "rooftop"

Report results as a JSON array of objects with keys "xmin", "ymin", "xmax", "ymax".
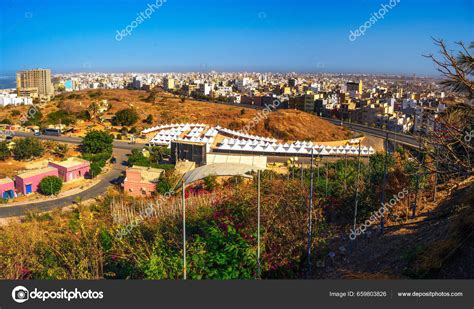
[
  {"xmin": 128, "ymin": 166, "xmax": 164, "ymax": 183},
  {"xmin": 51, "ymin": 157, "xmax": 89, "ymax": 168},
  {"xmin": 17, "ymin": 166, "xmax": 57, "ymax": 179},
  {"xmin": 0, "ymin": 177, "xmax": 14, "ymax": 185}
]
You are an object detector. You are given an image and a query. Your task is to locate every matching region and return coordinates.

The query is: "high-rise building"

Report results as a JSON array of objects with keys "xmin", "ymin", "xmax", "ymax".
[
  {"xmin": 163, "ymin": 77, "xmax": 175, "ymax": 90},
  {"xmin": 16, "ymin": 69, "xmax": 54, "ymax": 100}
]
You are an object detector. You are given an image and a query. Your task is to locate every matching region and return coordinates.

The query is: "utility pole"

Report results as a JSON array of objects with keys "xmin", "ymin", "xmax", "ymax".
[
  {"xmin": 307, "ymin": 149, "xmax": 315, "ymax": 278},
  {"xmin": 344, "ymin": 154, "xmax": 347, "ymax": 191},
  {"xmin": 353, "ymin": 141, "xmax": 362, "ymax": 237},
  {"xmin": 300, "ymin": 162, "xmax": 304, "ymax": 184},
  {"xmin": 182, "ymin": 181, "xmax": 187, "ymax": 280},
  {"xmin": 412, "ymin": 131, "xmax": 423, "ymax": 218},
  {"xmin": 380, "ymin": 131, "xmax": 389, "ymax": 235},
  {"xmin": 325, "ymin": 161, "xmax": 329, "ymax": 197},
  {"xmin": 257, "ymin": 170, "xmax": 261, "ymax": 279}
]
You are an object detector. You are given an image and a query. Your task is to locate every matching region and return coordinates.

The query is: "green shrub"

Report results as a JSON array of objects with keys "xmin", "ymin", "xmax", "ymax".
[
  {"xmin": 0, "ymin": 141, "xmax": 10, "ymax": 161},
  {"xmin": 113, "ymin": 108, "xmax": 139, "ymax": 126},
  {"xmin": 13, "ymin": 138, "xmax": 44, "ymax": 160},
  {"xmin": 39, "ymin": 176, "xmax": 63, "ymax": 196},
  {"xmin": 89, "ymin": 162, "xmax": 102, "ymax": 178}
]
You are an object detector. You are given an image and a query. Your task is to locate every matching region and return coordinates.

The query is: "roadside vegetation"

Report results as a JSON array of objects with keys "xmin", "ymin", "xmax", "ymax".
[
  {"xmin": 38, "ymin": 176, "xmax": 63, "ymax": 196},
  {"xmin": 1, "ymin": 149, "xmax": 467, "ymax": 279},
  {"xmin": 80, "ymin": 130, "xmax": 114, "ymax": 178}
]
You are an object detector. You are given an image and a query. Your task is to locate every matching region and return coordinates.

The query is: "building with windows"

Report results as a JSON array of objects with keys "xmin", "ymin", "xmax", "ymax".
[
  {"xmin": 15, "ymin": 167, "xmax": 59, "ymax": 195},
  {"xmin": 123, "ymin": 166, "xmax": 164, "ymax": 197},
  {"xmin": 48, "ymin": 158, "xmax": 91, "ymax": 182},
  {"xmin": 0, "ymin": 92, "xmax": 33, "ymax": 107},
  {"xmin": 163, "ymin": 77, "xmax": 175, "ymax": 90},
  {"xmin": 16, "ymin": 68, "xmax": 54, "ymax": 101},
  {"xmin": 0, "ymin": 178, "xmax": 16, "ymax": 200}
]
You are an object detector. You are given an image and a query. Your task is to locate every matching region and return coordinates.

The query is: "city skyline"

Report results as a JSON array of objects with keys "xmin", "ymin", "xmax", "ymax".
[{"xmin": 1, "ymin": 0, "xmax": 473, "ymax": 75}]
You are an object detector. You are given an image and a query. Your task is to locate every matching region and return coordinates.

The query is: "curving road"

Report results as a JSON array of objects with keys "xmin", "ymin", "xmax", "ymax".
[
  {"xmin": 0, "ymin": 134, "xmax": 131, "ymax": 218},
  {"xmin": 1, "ymin": 121, "xmax": 420, "ymax": 218},
  {"xmin": 12, "ymin": 131, "xmax": 143, "ymax": 150},
  {"xmin": 322, "ymin": 118, "xmax": 421, "ymax": 148},
  {"xmin": 0, "ymin": 166, "xmax": 122, "ymax": 218}
]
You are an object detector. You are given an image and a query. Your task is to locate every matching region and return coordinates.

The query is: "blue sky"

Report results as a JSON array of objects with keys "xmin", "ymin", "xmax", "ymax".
[{"xmin": 0, "ymin": 0, "xmax": 472, "ymax": 75}]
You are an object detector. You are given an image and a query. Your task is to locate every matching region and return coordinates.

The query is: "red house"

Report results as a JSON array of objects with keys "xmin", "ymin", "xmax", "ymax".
[{"xmin": 123, "ymin": 166, "xmax": 163, "ymax": 197}]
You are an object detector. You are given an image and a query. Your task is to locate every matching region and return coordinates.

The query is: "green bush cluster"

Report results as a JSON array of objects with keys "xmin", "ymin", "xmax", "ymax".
[{"xmin": 81, "ymin": 130, "xmax": 114, "ymax": 177}]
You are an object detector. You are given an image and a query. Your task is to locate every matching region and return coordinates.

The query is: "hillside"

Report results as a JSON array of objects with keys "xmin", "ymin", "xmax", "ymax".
[
  {"xmin": 38, "ymin": 89, "xmax": 352, "ymax": 142},
  {"xmin": 319, "ymin": 177, "xmax": 474, "ymax": 279}
]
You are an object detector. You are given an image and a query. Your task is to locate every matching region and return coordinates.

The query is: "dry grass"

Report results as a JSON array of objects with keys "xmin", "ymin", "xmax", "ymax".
[{"xmin": 44, "ymin": 89, "xmax": 352, "ymax": 142}]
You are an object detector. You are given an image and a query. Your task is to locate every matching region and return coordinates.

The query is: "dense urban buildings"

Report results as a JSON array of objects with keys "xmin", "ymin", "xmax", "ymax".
[{"xmin": 46, "ymin": 71, "xmax": 458, "ymax": 135}]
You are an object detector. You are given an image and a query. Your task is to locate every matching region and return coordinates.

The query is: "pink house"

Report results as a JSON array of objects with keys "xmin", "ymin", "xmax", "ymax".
[
  {"xmin": 48, "ymin": 158, "xmax": 90, "ymax": 182},
  {"xmin": 0, "ymin": 177, "xmax": 16, "ymax": 200},
  {"xmin": 123, "ymin": 166, "xmax": 163, "ymax": 197},
  {"xmin": 15, "ymin": 167, "xmax": 59, "ymax": 195}
]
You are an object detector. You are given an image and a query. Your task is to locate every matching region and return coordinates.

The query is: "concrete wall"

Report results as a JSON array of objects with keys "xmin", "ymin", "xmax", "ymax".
[{"xmin": 206, "ymin": 153, "xmax": 267, "ymax": 170}]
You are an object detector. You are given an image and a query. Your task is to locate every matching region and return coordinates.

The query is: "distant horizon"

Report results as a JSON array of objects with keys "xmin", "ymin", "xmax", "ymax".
[{"xmin": 0, "ymin": 69, "xmax": 444, "ymax": 79}]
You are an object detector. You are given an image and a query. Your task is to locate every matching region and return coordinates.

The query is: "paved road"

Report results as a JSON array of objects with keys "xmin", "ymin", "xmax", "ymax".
[
  {"xmin": 0, "ymin": 147, "xmax": 129, "ymax": 218},
  {"xmin": 323, "ymin": 118, "xmax": 421, "ymax": 148},
  {"xmin": 12, "ymin": 131, "xmax": 143, "ymax": 150},
  {"xmin": 0, "ymin": 167, "xmax": 122, "ymax": 218}
]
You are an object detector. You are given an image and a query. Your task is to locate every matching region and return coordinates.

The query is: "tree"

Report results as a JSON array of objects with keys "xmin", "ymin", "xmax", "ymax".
[
  {"xmin": 127, "ymin": 149, "xmax": 149, "ymax": 167},
  {"xmin": 0, "ymin": 119, "xmax": 12, "ymax": 124},
  {"xmin": 424, "ymin": 39, "xmax": 474, "ymax": 176},
  {"xmin": 145, "ymin": 114, "xmax": 153, "ymax": 124},
  {"xmin": 424, "ymin": 39, "xmax": 473, "ymax": 99},
  {"xmin": 88, "ymin": 102, "xmax": 99, "ymax": 122},
  {"xmin": 156, "ymin": 177, "xmax": 173, "ymax": 194},
  {"xmin": 23, "ymin": 109, "xmax": 43, "ymax": 126},
  {"xmin": 203, "ymin": 175, "xmax": 217, "ymax": 191},
  {"xmin": 52, "ymin": 144, "xmax": 69, "ymax": 158},
  {"xmin": 0, "ymin": 142, "xmax": 10, "ymax": 161},
  {"xmin": 89, "ymin": 162, "xmax": 102, "ymax": 178},
  {"xmin": 113, "ymin": 108, "xmax": 139, "ymax": 126},
  {"xmin": 13, "ymin": 138, "xmax": 44, "ymax": 161},
  {"xmin": 149, "ymin": 146, "xmax": 171, "ymax": 163},
  {"xmin": 81, "ymin": 130, "xmax": 113, "ymax": 155},
  {"xmin": 46, "ymin": 110, "xmax": 77, "ymax": 125},
  {"xmin": 144, "ymin": 91, "xmax": 157, "ymax": 103},
  {"xmin": 39, "ymin": 176, "xmax": 63, "ymax": 196}
]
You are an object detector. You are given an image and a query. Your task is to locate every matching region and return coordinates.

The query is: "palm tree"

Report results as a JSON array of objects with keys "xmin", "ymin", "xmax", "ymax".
[{"xmin": 88, "ymin": 102, "xmax": 99, "ymax": 122}]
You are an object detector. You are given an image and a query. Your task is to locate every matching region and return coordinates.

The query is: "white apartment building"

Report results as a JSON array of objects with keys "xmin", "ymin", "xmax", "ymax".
[{"xmin": 0, "ymin": 92, "xmax": 33, "ymax": 107}]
